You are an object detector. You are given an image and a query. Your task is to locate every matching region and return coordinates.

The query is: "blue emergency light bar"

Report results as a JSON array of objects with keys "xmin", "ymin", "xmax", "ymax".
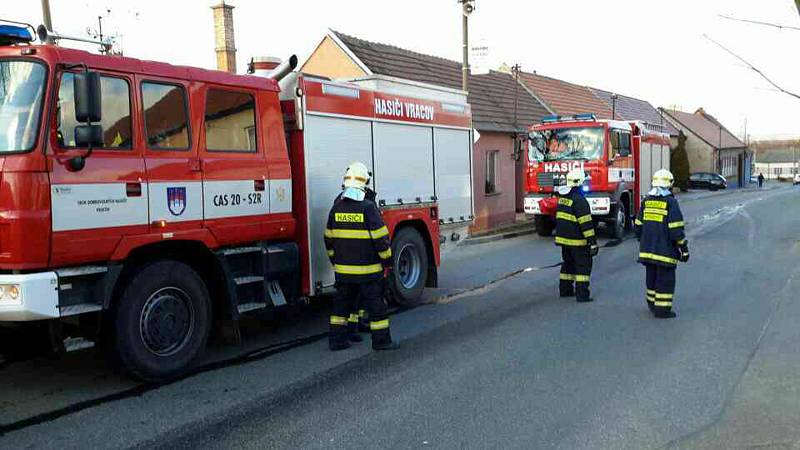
[
  {"xmin": 541, "ymin": 113, "xmax": 597, "ymax": 124},
  {"xmin": 0, "ymin": 23, "xmax": 35, "ymax": 46}
]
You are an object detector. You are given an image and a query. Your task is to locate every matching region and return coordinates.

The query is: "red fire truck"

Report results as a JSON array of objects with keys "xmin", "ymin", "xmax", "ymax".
[
  {"xmin": 0, "ymin": 24, "xmax": 473, "ymax": 380},
  {"xmin": 523, "ymin": 114, "xmax": 671, "ymax": 238}
]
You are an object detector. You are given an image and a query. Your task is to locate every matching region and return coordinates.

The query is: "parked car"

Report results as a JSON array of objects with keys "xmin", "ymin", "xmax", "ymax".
[
  {"xmin": 689, "ymin": 172, "xmax": 727, "ymax": 191},
  {"xmin": 794, "ymin": 173, "xmax": 800, "ymax": 185}
]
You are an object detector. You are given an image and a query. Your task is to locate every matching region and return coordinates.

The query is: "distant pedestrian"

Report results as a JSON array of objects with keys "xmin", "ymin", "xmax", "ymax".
[
  {"xmin": 554, "ymin": 168, "xmax": 598, "ymax": 303},
  {"xmin": 634, "ymin": 169, "xmax": 689, "ymax": 319},
  {"xmin": 758, "ymin": 172, "xmax": 765, "ymax": 188}
]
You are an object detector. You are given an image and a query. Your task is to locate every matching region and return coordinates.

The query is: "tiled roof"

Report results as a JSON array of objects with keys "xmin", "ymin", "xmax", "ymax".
[
  {"xmin": 589, "ymin": 88, "xmax": 680, "ymax": 136},
  {"xmin": 518, "ymin": 72, "xmax": 614, "ymax": 120},
  {"xmin": 661, "ymin": 108, "xmax": 746, "ymax": 149},
  {"xmin": 331, "ymin": 31, "xmax": 549, "ymax": 133}
]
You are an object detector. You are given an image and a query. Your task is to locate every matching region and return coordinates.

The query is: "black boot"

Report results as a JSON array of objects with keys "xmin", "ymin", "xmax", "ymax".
[
  {"xmin": 560, "ymin": 290, "xmax": 575, "ymax": 298},
  {"xmin": 655, "ymin": 311, "xmax": 677, "ymax": 319},
  {"xmin": 576, "ymin": 297, "xmax": 594, "ymax": 303},
  {"xmin": 349, "ymin": 333, "xmax": 364, "ymax": 343},
  {"xmin": 373, "ymin": 341, "xmax": 400, "ymax": 351}
]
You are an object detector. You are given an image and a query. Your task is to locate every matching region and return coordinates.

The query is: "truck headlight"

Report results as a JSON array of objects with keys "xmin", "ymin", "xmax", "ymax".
[{"xmin": 0, "ymin": 284, "xmax": 22, "ymax": 305}]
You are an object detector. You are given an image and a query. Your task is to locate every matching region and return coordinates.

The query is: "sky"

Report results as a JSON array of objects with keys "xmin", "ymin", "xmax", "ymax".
[{"xmin": 3, "ymin": 0, "xmax": 799, "ymax": 140}]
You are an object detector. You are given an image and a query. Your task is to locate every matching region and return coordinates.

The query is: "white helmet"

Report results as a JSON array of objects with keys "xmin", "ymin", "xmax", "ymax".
[
  {"xmin": 652, "ymin": 169, "xmax": 674, "ymax": 188},
  {"xmin": 566, "ymin": 168, "xmax": 586, "ymax": 187},
  {"xmin": 343, "ymin": 161, "xmax": 370, "ymax": 190}
]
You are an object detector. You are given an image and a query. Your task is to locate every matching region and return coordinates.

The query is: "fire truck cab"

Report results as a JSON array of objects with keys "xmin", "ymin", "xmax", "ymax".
[
  {"xmin": 0, "ymin": 24, "xmax": 473, "ymax": 380},
  {"xmin": 523, "ymin": 114, "xmax": 671, "ymax": 239}
]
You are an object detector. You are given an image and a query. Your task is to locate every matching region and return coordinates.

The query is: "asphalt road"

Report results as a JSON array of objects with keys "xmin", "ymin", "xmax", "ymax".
[{"xmin": 1, "ymin": 184, "xmax": 798, "ymax": 449}]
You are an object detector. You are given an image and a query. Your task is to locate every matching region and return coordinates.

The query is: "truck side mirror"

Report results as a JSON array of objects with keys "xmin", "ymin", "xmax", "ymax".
[
  {"xmin": 74, "ymin": 71, "xmax": 102, "ymax": 123},
  {"xmin": 74, "ymin": 124, "xmax": 103, "ymax": 147}
]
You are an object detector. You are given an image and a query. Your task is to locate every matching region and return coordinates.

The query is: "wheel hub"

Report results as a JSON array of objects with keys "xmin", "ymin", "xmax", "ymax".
[
  {"xmin": 140, "ymin": 287, "xmax": 195, "ymax": 357},
  {"xmin": 396, "ymin": 243, "xmax": 422, "ymax": 289}
]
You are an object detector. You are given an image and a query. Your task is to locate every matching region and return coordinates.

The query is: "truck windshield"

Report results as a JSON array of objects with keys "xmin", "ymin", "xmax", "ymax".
[
  {"xmin": 528, "ymin": 127, "xmax": 604, "ymax": 162},
  {"xmin": 0, "ymin": 60, "xmax": 47, "ymax": 152}
]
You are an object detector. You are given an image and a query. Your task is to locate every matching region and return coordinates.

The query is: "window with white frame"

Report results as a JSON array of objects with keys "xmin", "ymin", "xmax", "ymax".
[{"xmin": 485, "ymin": 150, "xmax": 499, "ymax": 194}]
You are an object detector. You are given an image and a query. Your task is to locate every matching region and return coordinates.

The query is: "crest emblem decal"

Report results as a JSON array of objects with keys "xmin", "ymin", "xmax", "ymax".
[{"xmin": 167, "ymin": 187, "xmax": 187, "ymax": 216}]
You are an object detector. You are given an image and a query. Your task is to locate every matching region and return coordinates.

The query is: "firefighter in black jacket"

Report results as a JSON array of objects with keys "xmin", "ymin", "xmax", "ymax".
[
  {"xmin": 634, "ymin": 169, "xmax": 689, "ymax": 319},
  {"xmin": 325, "ymin": 162, "xmax": 398, "ymax": 351},
  {"xmin": 555, "ymin": 168, "xmax": 598, "ymax": 303}
]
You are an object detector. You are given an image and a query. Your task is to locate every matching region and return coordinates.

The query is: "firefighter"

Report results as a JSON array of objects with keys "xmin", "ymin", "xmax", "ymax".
[
  {"xmin": 325, "ymin": 161, "xmax": 398, "ymax": 351},
  {"xmin": 347, "ymin": 186, "xmax": 379, "ymax": 341},
  {"xmin": 555, "ymin": 168, "xmax": 598, "ymax": 303},
  {"xmin": 634, "ymin": 169, "xmax": 689, "ymax": 319}
]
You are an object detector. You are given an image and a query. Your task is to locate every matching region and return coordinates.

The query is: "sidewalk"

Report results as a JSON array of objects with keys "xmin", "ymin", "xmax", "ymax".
[{"xmin": 461, "ymin": 214, "xmax": 536, "ymax": 246}]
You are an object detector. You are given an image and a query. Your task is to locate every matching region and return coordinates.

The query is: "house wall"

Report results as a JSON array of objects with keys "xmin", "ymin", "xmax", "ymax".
[
  {"xmin": 755, "ymin": 162, "xmax": 799, "ymax": 179},
  {"xmin": 300, "ymin": 36, "xmax": 367, "ymax": 79},
  {"xmin": 472, "ymin": 132, "xmax": 517, "ymax": 232}
]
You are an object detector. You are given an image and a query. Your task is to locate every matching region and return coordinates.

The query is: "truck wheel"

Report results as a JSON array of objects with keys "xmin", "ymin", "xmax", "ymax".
[
  {"xmin": 389, "ymin": 227, "xmax": 429, "ymax": 307},
  {"xmin": 534, "ymin": 215, "xmax": 555, "ymax": 237},
  {"xmin": 608, "ymin": 202, "xmax": 627, "ymax": 239},
  {"xmin": 114, "ymin": 261, "xmax": 211, "ymax": 382}
]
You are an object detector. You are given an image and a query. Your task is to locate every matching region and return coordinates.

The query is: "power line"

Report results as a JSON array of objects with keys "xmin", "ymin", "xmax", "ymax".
[
  {"xmin": 703, "ymin": 34, "xmax": 800, "ymax": 101},
  {"xmin": 718, "ymin": 14, "xmax": 800, "ymax": 31}
]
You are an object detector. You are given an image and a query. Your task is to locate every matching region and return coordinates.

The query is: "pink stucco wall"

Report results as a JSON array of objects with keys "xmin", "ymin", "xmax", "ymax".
[{"xmin": 471, "ymin": 132, "xmax": 517, "ymax": 232}]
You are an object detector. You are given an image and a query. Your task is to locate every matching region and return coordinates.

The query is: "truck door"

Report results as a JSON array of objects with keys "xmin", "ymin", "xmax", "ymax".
[
  {"xmin": 137, "ymin": 77, "xmax": 203, "ymax": 232},
  {"xmin": 199, "ymin": 86, "xmax": 270, "ymax": 246},
  {"xmin": 48, "ymin": 70, "xmax": 148, "ymax": 267}
]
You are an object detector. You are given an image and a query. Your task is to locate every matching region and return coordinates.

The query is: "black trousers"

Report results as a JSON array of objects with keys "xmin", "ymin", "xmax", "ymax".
[
  {"xmin": 645, "ymin": 264, "xmax": 676, "ymax": 316},
  {"xmin": 559, "ymin": 246, "xmax": 592, "ymax": 300},
  {"xmin": 330, "ymin": 280, "xmax": 391, "ymax": 348}
]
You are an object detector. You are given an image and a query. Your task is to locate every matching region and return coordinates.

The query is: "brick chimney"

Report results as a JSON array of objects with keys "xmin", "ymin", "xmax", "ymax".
[{"xmin": 212, "ymin": 1, "xmax": 237, "ymax": 73}]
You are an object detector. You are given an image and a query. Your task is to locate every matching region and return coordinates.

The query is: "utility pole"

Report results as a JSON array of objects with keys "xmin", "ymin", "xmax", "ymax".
[
  {"xmin": 511, "ymin": 63, "xmax": 520, "ymax": 128},
  {"xmin": 458, "ymin": 0, "xmax": 475, "ymax": 92},
  {"xmin": 41, "ymin": 0, "xmax": 53, "ymax": 30}
]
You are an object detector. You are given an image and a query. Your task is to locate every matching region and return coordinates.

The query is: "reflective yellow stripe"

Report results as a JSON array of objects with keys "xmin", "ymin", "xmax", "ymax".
[
  {"xmin": 370, "ymin": 319, "xmax": 390, "ymax": 330},
  {"xmin": 370, "ymin": 226, "xmax": 389, "ymax": 239},
  {"xmin": 358, "ymin": 309, "xmax": 367, "ymax": 318},
  {"xmin": 574, "ymin": 274, "xmax": 590, "ymax": 282},
  {"xmin": 327, "ymin": 249, "xmax": 334, "ymax": 257},
  {"xmin": 333, "ymin": 263, "xmax": 384, "ymax": 275},
  {"xmin": 643, "ymin": 208, "xmax": 668, "ymax": 216},
  {"xmin": 577, "ymin": 214, "xmax": 593, "ymax": 224},
  {"xmin": 677, "ymin": 239, "xmax": 687, "ymax": 245},
  {"xmin": 643, "ymin": 213, "xmax": 664, "ymax": 222},
  {"xmin": 634, "ymin": 218, "xmax": 643, "ymax": 226},
  {"xmin": 325, "ymin": 228, "xmax": 371, "ymax": 239},
  {"xmin": 639, "ymin": 252, "xmax": 679, "ymax": 265},
  {"xmin": 668, "ymin": 221, "xmax": 684, "ymax": 229},
  {"xmin": 560, "ymin": 273, "xmax": 576, "ymax": 281},
  {"xmin": 558, "ymin": 198, "xmax": 573, "ymax": 207},
  {"xmin": 330, "ymin": 315, "xmax": 348, "ymax": 326},
  {"xmin": 556, "ymin": 211, "xmax": 577, "ymax": 222},
  {"xmin": 654, "ymin": 301, "xmax": 673, "ymax": 307},
  {"xmin": 348, "ymin": 313, "xmax": 359, "ymax": 323},
  {"xmin": 655, "ymin": 293, "xmax": 673, "ymax": 299},
  {"xmin": 378, "ymin": 248, "xmax": 392, "ymax": 260},
  {"xmin": 555, "ymin": 236, "xmax": 588, "ymax": 246},
  {"xmin": 582, "ymin": 229, "xmax": 595, "ymax": 238}
]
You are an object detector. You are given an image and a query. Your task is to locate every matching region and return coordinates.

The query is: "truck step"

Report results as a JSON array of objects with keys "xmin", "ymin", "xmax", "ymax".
[
  {"xmin": 221, "ymin": 246, "xmax": 263, "ymax": 256},
  {"xmin": 234, "ymin": 275, "xmax": 264, "ymax": 285},
  {"xmin": 57, "ymin": 266, "xmax": 108, "ymax": 278},
  {"xmin": 63, "ymin": 337, "xmax": 95, "ymax": 352},
  {"xmin": 237, "ymin": 302, "xmax": 267, "ymax": 314},
  {"xmin": 59, "ymin": 303, "xmax": 103, "ymax": 316}
]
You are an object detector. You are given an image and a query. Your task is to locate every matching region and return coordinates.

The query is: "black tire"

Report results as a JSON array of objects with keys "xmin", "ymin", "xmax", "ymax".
[
  {"xmin": 389, "ymin": 227, "xmax": 429, "ymax": 307},
  {"xmin": 534, "ymin": 215, "xmax": 555, "ymax": 237},
  {"xmin": 608, "ymin": 202, "xmax": 627, "ymax": 240},
  {"xmin": 114, "ymin": 261, "xmax": 211, "ymax": 382}
]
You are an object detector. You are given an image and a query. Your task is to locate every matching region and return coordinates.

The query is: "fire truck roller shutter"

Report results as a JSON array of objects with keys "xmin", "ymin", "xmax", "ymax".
[
  {"xmin": 372, "ymin": 122, "xmax": 435, "ymax": 208},
  {"xmin": 433, "ymin": 128, "xmax": 473, "ymax": 223},
  {"xmin": 304, "ymin": 114, "xmax": 374, "ymax": 293},
  {"xmin": 639, "ymin": 142, "xmax": 653, "ymax": 202}
]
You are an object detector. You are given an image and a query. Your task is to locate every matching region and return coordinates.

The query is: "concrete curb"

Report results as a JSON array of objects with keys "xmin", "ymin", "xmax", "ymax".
[{"xmin": 460, "ymin": 226, "xmax": 537, "ymax": 247}]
